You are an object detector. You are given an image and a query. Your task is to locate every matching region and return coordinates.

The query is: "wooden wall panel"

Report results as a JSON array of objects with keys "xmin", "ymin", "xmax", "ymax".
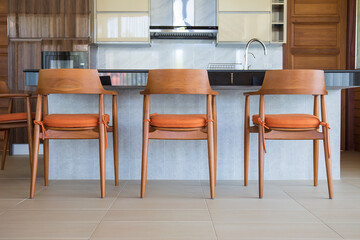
[
  {"xmin": 355, "ymin": 88, "xmax": 360, "ymax": 151},
  {"xmin": 285, "ymin": 0, "xmax": 347, "ymax": 69},
  {"xmin": 293, "ymin": 55, "xmax": 339, "ymax": 69},
  {"xmin": 294, "ymin": 0, "xmax": 339, "ymax": 15},
  {"xmin": 293, "ymin": 24, "xmax": 338, "ymax": 47},
  {"xmin": 8, "ymin": 0, "xmax": 90, "ymax": 39}
]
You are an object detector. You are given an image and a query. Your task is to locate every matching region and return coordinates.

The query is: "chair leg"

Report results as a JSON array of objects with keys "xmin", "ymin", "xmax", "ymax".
[
  {"xmin": 214, "ymin": 122, "xmax": 217, "ymax": 187},
  {"xmin": 99, "ymin": 127, "xmax": 106, "ymax": 198},
  {"xmin": 323, "ymin": 135, "xmax": 333, "ymax": 199},
  {"xmin": 140, "ymin": 131, "xmax": 149, "ymax": 198},
  {"xmin": 244, "ymin": 127, "xmax": 250, "ymax": 186},
  {"xmin": 258, "ymin": 131, "xmax": 265, "ymax": 199},
  {"xmin": 1, "ymin": 130, "xmax": 9, "ymax": 170},
  {"xmin": 113, "ymin": 130, "xmax": 119, "ymax": 186},
  {"xmin": 112, "ymin": 95, "xmax": 119, "ymax": 186},
  {"xmin": 313, "ymin": 140, "xmax": 319, "ymax": 186},
  {"xmin": 30, "ymin": 126, "xmax": 41, "ymax": 199},
  {"xmin": 244, "ymin": 95, "xmax": 250, "ymax": 186},
  {"xmin": 43, "ymin": 139, "xmax": 49, "ymax": 186},
  {"xmin": 208, "ymin": 123, "xmax": 216, "ymax": 199}
]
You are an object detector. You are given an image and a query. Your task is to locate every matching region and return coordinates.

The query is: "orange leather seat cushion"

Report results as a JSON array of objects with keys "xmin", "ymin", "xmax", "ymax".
[
  {"xmin": 150, "ymin": 114, "xmax": 207, "ymax": 128},
  {"xmin": 252, "ymin": 114, "xmax": 320, "ymax": 128},
  {"xmin": 43, "ymin": 114, "xmax": 109, "ymax": 128},
  {"xmin": 0, "ymin": 112, "xmax": 34, "ymax": 122}
]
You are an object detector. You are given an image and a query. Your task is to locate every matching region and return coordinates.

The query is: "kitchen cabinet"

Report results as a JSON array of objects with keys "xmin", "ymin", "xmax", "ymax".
[
  {"xmin": 217, "ymin": 0, "xmax": 286, "ymax": 43},
  {"xmin": 218, "ymin": 13, "xmax": 270, "ymax": 42},
  {"xmin": 97, "ymin": 0, "xmax": 149, "ymax": 12},
  {"xmin": 219, "ymin": 0, "xmax": 270, "ymax": 12},
  {"xmin": 96, "ymin": 13, "xmax": 149, "ymax": 42},
  {"xmin": 94, "ymin": 0, "xmax": 150, "ymax": 43}
]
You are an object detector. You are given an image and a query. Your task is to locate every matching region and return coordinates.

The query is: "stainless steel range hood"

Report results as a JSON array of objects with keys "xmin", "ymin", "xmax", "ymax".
[{"xmin": 150, "ymin": 0, "xmax": 218, "ymax": 40}]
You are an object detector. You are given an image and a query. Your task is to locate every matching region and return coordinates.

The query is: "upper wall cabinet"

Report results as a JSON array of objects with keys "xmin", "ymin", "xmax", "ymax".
[
  {"xmin": 94, "ymin": 0, "xmax": 150, "ymax": 43},
  {"xmin": 219, "ymin": 0, "xmax": 270, "ymax": 12},
  {"xmin": 97, "ymin": 0, "xmax": 149, "ymax": 12},
  {"xmin": 217, "ymin": 0, "xmax": 286, "ymax": 43}
]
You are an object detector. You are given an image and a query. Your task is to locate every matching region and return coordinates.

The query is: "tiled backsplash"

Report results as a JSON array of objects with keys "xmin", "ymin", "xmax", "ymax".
[{"xmin": 96, "ymin": 41, "xmax": 283, "ymax": 70}]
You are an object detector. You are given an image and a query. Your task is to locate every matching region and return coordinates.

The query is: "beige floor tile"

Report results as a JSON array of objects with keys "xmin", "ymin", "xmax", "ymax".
[
  {"xmin": 91, "ymin": 221, "xmax": 216, "ymax": 239},
  {"xmin": 14, "ymin": 199, "xmax": 114, "ymax": 210},
  {"xmin": 34, "ymin": 180, "xmax": 124, "ymax": 199},
  {"xmin": 0, "ymin": 210, "xmax": 107, "ymax": 222},
  {"xmin": 214, "ymin": 222, "xmax": 342, "ymax": 239},
  {"xmin": 206, "ymin": 198, "xmax": 305, "ymax": 211},
  {"xmin": 287, "ymin": 191, "xmax": 360, "ymax": 199},
  {"xmin": 121, "ymin": 181, "xmax": 204, "ymax": 199},
  {"xmin": 111, "ymin": 197, "xmax": 207, "ymax": 210},
  {"xmin": 0, "ymin": 222, "xmax": 97, "ymax": 239},
  {"xmin": 343, "ymin": 179, "xmax": 360, "ymax": 188},
  {"xmin": 0, "ymin": 155, "xmax": 42, "ymax": 179},
  {"xmin": 327, "ymin": 223, "xmax": 360, "ymax": 239},
  {"xmin": 210, "ymin": 209, "xmax": 320, "ymax": 223},
  {"xmin": 103, "ymin": 209, "xmax": 211, "ymax": 221},
  {"xmin": 280, "ymin": 180, "xmax": 360, "ymax": 193},
  {"xmin": 0, "ymin": 199, "xmax": 24, "ymax": 211},
  {"xmin": 295, "ymin": 198, "xmax": 360, "ymax": 210},
  {"xmin": 310, "ymin": 209, "xmax": 360, "ymax": 223},
  {"xmin": 201, "ymin": 184, "xmax": 291, "ymax": 199}
]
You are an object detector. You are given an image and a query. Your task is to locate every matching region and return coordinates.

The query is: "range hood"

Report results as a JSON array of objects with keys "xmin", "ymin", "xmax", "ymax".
[
  {"xmin": 150, "ymin": 0, "xmax": 218, "ymax": 40},
  {"xmin": 150, "ymin": 26, "xmax": 218, "ymax": 39}
]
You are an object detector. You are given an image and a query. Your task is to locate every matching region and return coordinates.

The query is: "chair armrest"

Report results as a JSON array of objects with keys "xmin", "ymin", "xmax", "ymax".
[
  {"xmin": 243, "ymin": 91, "xmax": 261, "ymax": 96},
  {"xmin": 102, "ymin": 90, "xmax": 118, "ymax": 95},
  {"xmin": 0, "ymin": 93, "xmax": 32, "ymax": 99}
]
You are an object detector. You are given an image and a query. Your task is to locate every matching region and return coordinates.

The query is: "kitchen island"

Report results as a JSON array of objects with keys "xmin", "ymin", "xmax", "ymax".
[{"xmin": 23, "ymin": 69, "xmax": 360, "ymax": 181}]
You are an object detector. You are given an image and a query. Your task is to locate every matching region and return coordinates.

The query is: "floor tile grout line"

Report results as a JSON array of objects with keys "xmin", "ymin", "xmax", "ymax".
[
  {"xmin": 200, "ymin": 181, "xmax": 219, "ymax": 240},
  {"xmin": 283, "ymin": 190, "xmax": 345, "ymax": 239},
  {"xmin": 88, "ymin": 180, "xmax": 129, "ymax": 239}
]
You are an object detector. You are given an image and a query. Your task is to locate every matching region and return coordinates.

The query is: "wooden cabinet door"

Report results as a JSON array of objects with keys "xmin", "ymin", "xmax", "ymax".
[
  {"xmin": 97, "ymin": 0, "xmax": 149, "ymax": 12},
  {"xmin": 284, "ymin": 0, "xmax": 347, "ymax": 69},
  {"xmin": 97, "ymin": 13, "xmax": 149, "ymax": 42},
  {"xmin": 219, "ymin": 0, "xmax": 271, "ymax": 12},
  {"xmin": 218, "ymin": 13, "xmax": 270, "ymax": 42}
]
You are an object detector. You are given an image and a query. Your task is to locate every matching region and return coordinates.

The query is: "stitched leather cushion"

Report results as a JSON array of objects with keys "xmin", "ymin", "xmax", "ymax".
[
  {"xmin": 150, "ymin": 114, "xmax": 207, "ymax": 128},
  {"xmin": 43, "ymin": 114, "xmax": 110, "ymax": 128},
  {"xmin": 252, "ymin": 114, "xmax": 320, "ymax": 128},
  {"xmin": 0, "ymin": 112, "xmax": 34, "ymax": 122}
]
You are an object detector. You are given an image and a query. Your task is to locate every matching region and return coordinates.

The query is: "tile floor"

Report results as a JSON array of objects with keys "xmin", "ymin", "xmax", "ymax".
[{"xmin": 0, "ymin": 151, "xmax": 359, "ymax": 239}]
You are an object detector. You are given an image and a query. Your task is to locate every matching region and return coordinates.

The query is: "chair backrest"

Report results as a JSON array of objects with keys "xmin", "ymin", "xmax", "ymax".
[
  {"xmin": 37, "ymin": 69, "xmax": 108, "ymax": 95},
  {"xmin": 141, "ymin": 69, "xmax": 216, "ymax": 95},
  {"xmin": 257, "ymin": 70, "xmax": 327, "ymax": 95},
  {"xmin": 0, "ymin": 81, "xmax": 10, "ymax": 94}
]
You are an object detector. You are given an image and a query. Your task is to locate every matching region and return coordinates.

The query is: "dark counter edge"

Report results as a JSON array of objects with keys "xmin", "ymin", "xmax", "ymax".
[
  {"xmin": 23, "ymin": 69, "xmax": 360, "ymax": 73},
  {"xmin": 23, "ymin": 69, "xmax": 360, "ymax": 88}
]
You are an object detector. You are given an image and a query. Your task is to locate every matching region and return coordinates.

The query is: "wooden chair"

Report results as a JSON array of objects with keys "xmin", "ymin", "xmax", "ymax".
[
  {"xmin": 0, "ymin": 81, "xmax": 33, "ymax": 170},
  {"xmin": 140, "ymin": 69, "xmax": 218, "ymax": 198},
  {"xmin": 30, "ymin": 69, "xmax": 119, "ymax": 198},
  {"xmin": 244, "ymin": 70, "xmax": 333, "ymax": 199}
]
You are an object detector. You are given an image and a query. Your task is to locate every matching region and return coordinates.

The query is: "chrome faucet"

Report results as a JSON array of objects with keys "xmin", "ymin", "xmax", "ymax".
[{"xmin": 244, "ymin": 38, "xmax": 268, "ymax": 70}]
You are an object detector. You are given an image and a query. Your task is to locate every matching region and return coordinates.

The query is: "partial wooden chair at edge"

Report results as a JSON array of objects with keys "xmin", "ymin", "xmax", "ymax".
[
  {"xmin": 30, "ymin": 69, "xmax": 119, "ymax": 198},
  {"xmin": 0, "ymin": 81, "xmax": 33, "ymax": 170},
  {"xmin": 244, "ymin": 69, "xmax": 333, "ymax": 199},
  {"xmin": 140, "ymin": 69, "xmax": 218, "ymax": 199}
]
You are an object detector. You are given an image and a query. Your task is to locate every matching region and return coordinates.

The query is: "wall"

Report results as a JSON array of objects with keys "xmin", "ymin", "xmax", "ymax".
[{"xmin": 95, "ymin": 0, "xmax": 283, "ymax": 70}]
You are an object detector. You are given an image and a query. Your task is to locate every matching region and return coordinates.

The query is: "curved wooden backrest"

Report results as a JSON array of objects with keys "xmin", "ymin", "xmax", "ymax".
[
  {"xmin": 258, "ymin": 70, "xmax": 327, "ymax": 95},
  {"xmin": 141, "ymin": 69, "xmax": 216, "ymax": 95},
  {"xmin": 0, "ymin": 81, "xmax": 10, "ymax": 94},
  {"xmin": 37, "ymin": 69, "xmax": 108, "ymax": 95}
]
